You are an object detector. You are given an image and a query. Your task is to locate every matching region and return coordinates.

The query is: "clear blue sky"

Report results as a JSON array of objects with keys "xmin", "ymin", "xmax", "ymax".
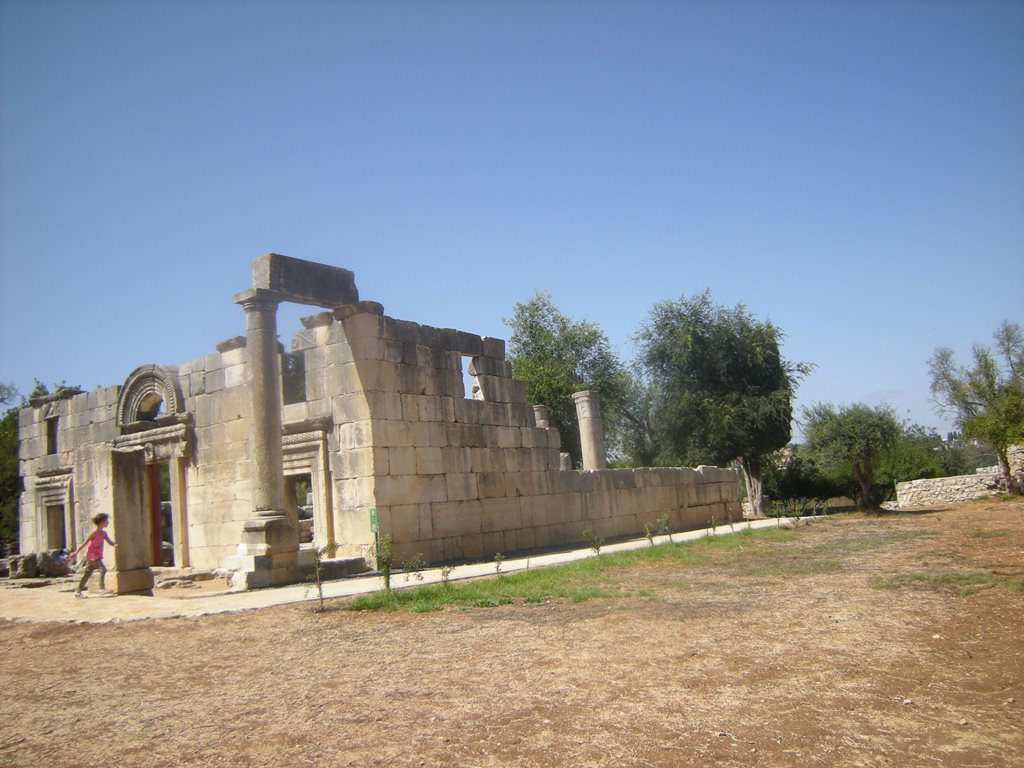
[{"xmin": 2, "ymin": 0, "xmax": 1022, "ymax": 440}]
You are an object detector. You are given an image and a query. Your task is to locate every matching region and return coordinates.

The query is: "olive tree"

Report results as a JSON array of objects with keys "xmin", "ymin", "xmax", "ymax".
[
  {"xmin": 802, "ymin": 402, "xmax": 901, "ymax": 509},
  {"xmin": 505, "ymin": 291, "xmax": 628, "ymax": 465},
  {"xmin": 928, "ymin": 321, "xmax": 1024, "ymax": 494},
  {"xmin": 634, "ymin": 290, "xmax": 810, "ymax": 517}
]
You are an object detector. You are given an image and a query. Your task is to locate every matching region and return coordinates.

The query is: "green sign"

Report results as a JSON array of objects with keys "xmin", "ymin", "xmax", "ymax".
[{"xmin": 369, "ymin": 508, "xmax": 378, "ymax": 533}]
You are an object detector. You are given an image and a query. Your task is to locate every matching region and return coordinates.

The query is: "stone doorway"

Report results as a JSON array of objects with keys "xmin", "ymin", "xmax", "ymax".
[
  {"xmin": 146, "ymin": 463, "xmax": 174, "ymax": 566},
  {"xmin": 285, "ymin": 472, "xmax": 314, "ymax": 548},
  {"xmin": 45, "ymin": 505, "xmax": 67, "ymax": 550}
]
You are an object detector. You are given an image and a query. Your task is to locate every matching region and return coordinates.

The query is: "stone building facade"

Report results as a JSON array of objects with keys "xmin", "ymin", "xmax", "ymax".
[{"xmin": 19, "ymin": 255, "xmax": 741, "ymax": 592}]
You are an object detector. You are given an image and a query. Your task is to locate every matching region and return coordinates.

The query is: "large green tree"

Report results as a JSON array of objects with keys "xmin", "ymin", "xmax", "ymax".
[
  {"xmin": 633, "ymin": 290, "xmax": 810, "ymax": 517},
  {"xmin": 802, "ymin": 402, "xmax": 901, "ymax": 509},
  {"xmin": 928, "ymin": 321, "xmax": 1024, "ymax": 494},
  {"xmin": 0, "ymin": 383, "xmax": 21, "ymax": 543},
  {"xmin": 505, "ymin": 291, "xmax": 629, "ymax": 465}
]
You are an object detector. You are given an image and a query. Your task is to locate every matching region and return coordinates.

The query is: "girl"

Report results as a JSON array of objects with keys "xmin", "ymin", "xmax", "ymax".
[{"xmin": 71, "ymin": 513, "xmax": 116, "ymax": 597}]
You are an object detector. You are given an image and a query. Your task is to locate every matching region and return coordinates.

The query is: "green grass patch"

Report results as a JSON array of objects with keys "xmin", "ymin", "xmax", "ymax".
[
  {"xmin": 874, "ymin": 570, "xmax": 1024, "ymax": 596},
  {"xmin": 968, "ymin": 529, "xmax": 1010, "ymax": 539},
  {"xmin": 346, "ymin": 526, "xmax": 802, "ymax": 613}
]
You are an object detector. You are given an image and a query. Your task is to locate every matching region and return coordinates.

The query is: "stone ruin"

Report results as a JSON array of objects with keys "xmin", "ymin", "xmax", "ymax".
[{"xmin": 16, "ymin": 254, "xmax": 741, "ymax": 592}]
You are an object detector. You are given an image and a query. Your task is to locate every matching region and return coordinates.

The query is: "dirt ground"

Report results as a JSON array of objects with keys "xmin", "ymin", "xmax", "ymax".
[{"xmin": 1, "ymin": 498, "xmax": 1021, "ymax": 768}]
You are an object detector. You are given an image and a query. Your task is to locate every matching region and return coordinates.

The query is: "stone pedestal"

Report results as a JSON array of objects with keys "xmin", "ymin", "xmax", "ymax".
[
  {"xmin": 226, "ymin": 517, "xmax": 299, "ymax": 589},
  {"xmin": 572, "ymin": 390, "xmax": 607, "ymax": 470},
  {"xmin": 532, "ymin": 405, "xmax": 550, "ymax": 429}
]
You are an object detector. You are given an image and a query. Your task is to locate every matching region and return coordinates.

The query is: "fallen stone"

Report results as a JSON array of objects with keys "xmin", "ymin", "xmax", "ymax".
[{"xmin": 8, "ymin": 553, "xmax": 39, "ymax": 579}]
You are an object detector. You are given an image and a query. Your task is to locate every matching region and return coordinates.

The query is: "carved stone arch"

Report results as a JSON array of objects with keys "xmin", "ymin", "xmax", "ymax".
[{"xmin": 117, "ymin": 364, "xmax": 184, "ymax": 429}]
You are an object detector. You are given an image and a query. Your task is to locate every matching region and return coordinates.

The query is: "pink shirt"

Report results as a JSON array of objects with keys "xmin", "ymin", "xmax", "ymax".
[{"xmin": 85, "ymin": 529, "xmax": 111, "ymax": 561}]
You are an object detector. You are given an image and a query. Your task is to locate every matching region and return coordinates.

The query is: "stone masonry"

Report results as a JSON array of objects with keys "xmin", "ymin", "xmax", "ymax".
[
  {"xmin": 895, "ymin": 446, "xmax": 1024, "ymax": 508},
  {"xmin": 18, "ymin": 255, "xmax": 742, "ymax": 591}
]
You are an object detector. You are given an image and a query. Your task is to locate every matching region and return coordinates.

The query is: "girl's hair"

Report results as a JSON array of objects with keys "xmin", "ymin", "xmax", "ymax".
[{"xmin": 92, "ymin": 513, "xmax": 110, "ymax": 526}]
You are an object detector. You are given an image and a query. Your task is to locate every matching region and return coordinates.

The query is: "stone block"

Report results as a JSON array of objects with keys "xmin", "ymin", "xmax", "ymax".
[
  {"xmin": 441, "ymin": 446, "xmax": 472, "ymax": 472},
  {"xmin": 337, "ymin": 420, "xmax": 374, "ymax": 450},
  {"xmin": 415, "ymin": 447, "xmax": 444, "ymax": 475},
  {"xmin": 481, "ymin": 497, "xmax": 522, "ymax": 533},
  {"xmin": 339, "ymin": 476, "xmax": 375, "ymax": 508},
  {"xmin": 389, "ymin": 446, "xmax": 417, "ymax": 475},
  {"xmin": 461, "ymin": 533, "xmax": 484, "ymax": 559},
  {"xmin": 554, "ymin": 471, "xmax": 582, "ymax": 494},
  {"xmin": 388, "ymin": 504, "xmax": 426, "ymax": 543},
  {"xmin": 204, "ymin": 368, "xmax": 226, "ymax": 393},
  {"xmin": 414, "ymin": 395, "xmax": 443, "ymax": 422},
  {"xmin": 382, "ymin": 317, "xmax": 422, "ymax": 344},
  {"xmin": 482, "ymin": 401, "xmax": 506, "ymax": 426},
  {"xmin": 469, "ymin": 448, "xmax": 494, "ymax": 473},
  {"xmin": 384, "ymin": 339, "xmax": 405, "ymax": 363},
  {"xmin": 375, "ymin": 474, "xmax": 446, "ymax": 506},
  {"xmin": 446, "ymin": 473, "xmax": 479, "ymax": 502},
  {"xmin": 108, "ymin": 567, "xmax": 155, "ymax": 595},
  {"xmin": 453, "ymin": 398, "xmax": 480, "ymax": 425},
  {"xmin": 434, "ymin": 500, "xmax": 482, "ymax": 538},
  {"xmin": 482, "ymin": 531, "xmax": 505, "ymax": 557},
  {"xmin": 503, "ymin": 448, "xmax": 520, "ymax": 473},
  {"xmin": 477, "ymin": 471, "xmax": 507, "ymax": 499},
  {"xmin": 324, "ymin": 362, "xmax": 360, "ymax": 396},
  {"xmin": 482, "ymin": 336, "xmax": 505, "ymax": 358},
  {"xmin": 427, "ymin": 422, "xmax": 448, "ymax": 448},
  {"xmin": 496, "ymin": 427, "xmax": 520, "ymax": 449}
]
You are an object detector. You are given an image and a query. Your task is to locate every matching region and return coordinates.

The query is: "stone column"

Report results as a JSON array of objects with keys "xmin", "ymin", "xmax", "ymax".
[
  {"xmin": 228, "ymin": 289, "xmax": 298, "ymax": 588},
  {"xmin": 571, "ymin": 390, "xmax": 607, "ymax": 470},
  {"xmin": 241, "ymin": 291, "xmax": 286, "ymax": 514},
  {"xmin": 168, "ymin": 456, "xmax": 190, "ymax": 568}
]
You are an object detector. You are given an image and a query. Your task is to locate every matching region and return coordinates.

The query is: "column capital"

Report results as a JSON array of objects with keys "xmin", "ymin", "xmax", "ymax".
[{"xmin": 233, "ymin": 288, "xmax": 289, "ymax": 311}]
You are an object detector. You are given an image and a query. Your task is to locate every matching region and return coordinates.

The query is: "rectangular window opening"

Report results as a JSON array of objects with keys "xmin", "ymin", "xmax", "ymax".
[
  {"xmin": 461, "ymin": 355, "xmax": 484, "ymax": 401},
  {"xmin": 282, "ymin": 351, "xmax": 306, "ymax": 405},
  {"xmin": 46, "ymin": 417, "xmax": 59, "ymax": 455}
]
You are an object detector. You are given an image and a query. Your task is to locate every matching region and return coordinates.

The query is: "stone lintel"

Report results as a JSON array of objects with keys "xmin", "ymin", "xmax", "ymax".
[{"xmin": 251, "ymin": 253, "xmax": 360, "ymax": 308}]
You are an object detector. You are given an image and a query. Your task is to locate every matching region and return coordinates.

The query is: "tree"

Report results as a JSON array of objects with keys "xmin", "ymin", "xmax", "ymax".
[
  {"xmin": 928, "ymin": 321, "xmax": 1024, "ymax": 494},
  {"xmin": 0, "ymin": 384, "xmax": 21, "ymax": 543},
  {"xmin": 764, "ymin": 444, "xmax": 856, "ymax": 507},
  {"xmin": 802, "ymin": 402, "xmax": 901, "ymax": 509},
  {"xmin": 633, "ymin": 290, "xmax": 810, "ymax": 517},
  {"xmin": 876, "ymin": 423, "xmax": 970, "ymax": 489},
  {"xmin": 505, "ymin": 291, "xmax": 629, "ymax": 465}
]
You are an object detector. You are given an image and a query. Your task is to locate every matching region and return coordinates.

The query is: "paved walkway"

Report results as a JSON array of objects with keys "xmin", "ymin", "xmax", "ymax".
[{"xmin": 0, "ymin": 518, "xmax": 788, "ymax": 624}]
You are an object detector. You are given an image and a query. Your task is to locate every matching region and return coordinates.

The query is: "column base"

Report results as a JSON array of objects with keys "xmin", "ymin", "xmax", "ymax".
[
  {"xmin": 226, "ymin": 514, "xmax": 300, "ymax": 589},
  {"xmin": 108, "ymin": 567, "xmax": 155, "ymax": 595}
]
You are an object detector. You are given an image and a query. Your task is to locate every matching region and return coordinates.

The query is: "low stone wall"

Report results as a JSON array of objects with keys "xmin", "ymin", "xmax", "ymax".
[
  {"xmin": 895, "ymin": 467, "xmax": 1004, "ymax": 508},
  {"xmin": 383, "ymin": 465, "xmax": 742, "ymax": 564}
]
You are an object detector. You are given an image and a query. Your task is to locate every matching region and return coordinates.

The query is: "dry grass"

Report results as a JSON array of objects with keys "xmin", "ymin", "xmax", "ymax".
[{"xmin": 1, "ymin": 498, "xmax": 1022, "ymax": 767}]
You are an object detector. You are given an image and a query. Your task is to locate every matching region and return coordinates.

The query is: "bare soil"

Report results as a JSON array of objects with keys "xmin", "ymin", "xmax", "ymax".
[{"xmin": 2, "ymin": 498, "xmax": 1022, "ymax": 768}]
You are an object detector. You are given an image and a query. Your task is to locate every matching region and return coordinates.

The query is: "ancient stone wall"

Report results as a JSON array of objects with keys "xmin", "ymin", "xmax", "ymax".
[
  {"xmin": 894, "ymin": 445, "xmax": 1024, "ymax": 509},
  {"xmin": 329, "ymin": 304, "xmax": 741, "ymax": 564},
  {"xmin": 18, "ymin": 387, "xmax": 119, "ymax": 554},
  {"xmin": 17, "ymin": 259, "xmax": 743, "ymax": 581},
  {"xmin": 895, "ymin": 467, "xmax": 1004, "ymax": 507}
]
